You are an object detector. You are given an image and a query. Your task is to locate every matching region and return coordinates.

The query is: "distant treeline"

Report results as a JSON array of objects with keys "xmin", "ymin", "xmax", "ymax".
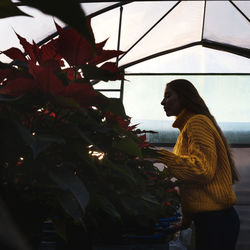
[{"xmin": 132, "ymin": 119, "xmax": 250, "ymax": 146}]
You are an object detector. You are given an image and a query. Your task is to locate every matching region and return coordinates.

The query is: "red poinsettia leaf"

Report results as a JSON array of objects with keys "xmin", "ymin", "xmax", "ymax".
[
  {"xmin": 55, "ymin": 23, "xmax": 95, "ymax": 66},
  {"xmin": 139, "ymin": 134, "xmax": 147, "ymax": 141},
  {"xmin": 0, "ymin": 68, "xmax": 31, "ymax": 84},
  {"xmin": 80, "ymin": 64, "xmax": 123, "ymax": 81},
  {"xmin": 96, "ymin": 38, "xmax": 109, "ymax": 53},
  {"xmin": 62, "ymin": 82, "xmax": 104, "ymax": 107},
  {"xmin": 100, "ymin": 62, "xmax": 119, "ymax": 72},
  {"xmin": 9, "ymin": 70, "xmax": 31, "ymax": 81},
  {"xmin": 41, "ymin": 40, "xmax": 63, "ymax": 66},
  {"xmin": 15, "ymin": 32, "xmax": 36, "ymax": 62},
  {"xmin": 86, "ymin": 17, "xmax": 95, "ymax": 47},
  {"xmin": 1, "ymin": 47, "xmax": 27, "ymax": 62},
  {"xmin": 128, "ymin": 123, "xmax": 139, "ymax": 131},
  {"xmin": 54, "ymin": 21, "xmax": 64, "ymax": 33},
  {"xmin": 41, "ymin": 60, "xmax": 61, "ymax": 71},
  {"xmin": 89, "ymin": 49, "xmax": 124, "ymax": 66},
  {"xmin": 32, "ymin": 41, "xmax": 40, "ymax": 62},
  {"xmin": 0, "ymin": 68, "xmax": 13, "ymax": 82},
  {"xmin": 80, "ymin": 64, "xmax": 112, "ymax": 81},
  {"xmin": 61, "ymin": 68, "xmax": 81, "ymax": 81},
  {"xmin": 0, "ymin": 77, "xmax": 37, "ymax": 97},
  {"xmin": 33, "ymin": 39, "xmax": 63, "ymax": 69},
  {"xmin": 0, "ymin": 61, "xmax": 10, "ymax": 69},
  {"xmin": 28, "ymin": 62, "xmax": 64, "ymax": 95},
  {"xmin": 104, "ymin": 111, "xmax": 129, "ymax": 126},
  {"xmin": 138, "ymin": 134, "xmax": 151, "ymax": 149},
  {"xmin": 62, "ymin": 68, "xmax": 74, "ymax": 81},
  {"xmin": 118, "ymin": 116, "xmax": 130, "ymax": 128},
  {"xmin": 100, "ymin": 62, "xmax": 124, "ymax": 80}
]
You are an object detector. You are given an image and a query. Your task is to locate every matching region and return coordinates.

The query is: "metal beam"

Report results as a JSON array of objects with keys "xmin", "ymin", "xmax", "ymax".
[{"xmin": 119, "ymin": 40, "xmax": 250, "ymax": 70}]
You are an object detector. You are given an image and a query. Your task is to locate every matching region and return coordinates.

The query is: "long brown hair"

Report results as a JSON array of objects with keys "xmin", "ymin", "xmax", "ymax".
[{"xmin": 167, "ymin": 79, "xmax": 239, "ymax": 184}]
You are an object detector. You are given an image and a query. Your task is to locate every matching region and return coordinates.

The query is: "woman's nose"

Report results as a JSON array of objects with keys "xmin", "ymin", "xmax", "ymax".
[{"xmin": 161, "ymin": 98, "xmax": 165, "ymax": 105}]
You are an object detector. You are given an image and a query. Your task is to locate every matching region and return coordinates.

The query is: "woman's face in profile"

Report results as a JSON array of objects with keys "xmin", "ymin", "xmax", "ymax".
[{"xmin": 161, "ymin": 85, "xmax": 182, "ymax": 117}]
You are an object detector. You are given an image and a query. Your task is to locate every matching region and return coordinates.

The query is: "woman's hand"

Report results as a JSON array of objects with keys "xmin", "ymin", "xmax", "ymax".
[
  {"xmin": 143, "ymin": 157, "xmax": 158, "ymax": 163},
  {"xmin": 143, "ymin": 147, "xmax": 162, "ymax": 162}
]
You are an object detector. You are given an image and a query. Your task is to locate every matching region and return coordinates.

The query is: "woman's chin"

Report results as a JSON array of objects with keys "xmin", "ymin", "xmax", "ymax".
[{"xmin": 165, "ymin": 111, "xmax": 174, "ymax": 117}]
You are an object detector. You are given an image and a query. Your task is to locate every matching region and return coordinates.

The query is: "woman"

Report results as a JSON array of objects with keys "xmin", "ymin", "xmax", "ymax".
[{"xmin": 157, "ymin": 79, "xmax": 240, "ymax": 250}]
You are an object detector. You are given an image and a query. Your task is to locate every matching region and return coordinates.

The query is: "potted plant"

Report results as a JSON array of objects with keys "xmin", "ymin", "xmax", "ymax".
[{"xmin": 0, "ymin": 3, "xmax": 180, "ymax": 250}]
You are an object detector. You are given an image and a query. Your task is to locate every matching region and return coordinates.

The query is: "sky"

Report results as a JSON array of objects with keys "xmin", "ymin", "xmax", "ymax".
[{"xmin": 122, "ymin": 75, "xmax": 250, "ymax": 123}]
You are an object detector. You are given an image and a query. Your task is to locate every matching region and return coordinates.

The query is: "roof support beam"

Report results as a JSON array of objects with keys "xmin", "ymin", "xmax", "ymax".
[
  {"xmin": 202, "ymin": 39, "xmax": 250, "ymax": 59},
  {"xmin": 120, "ymin": 41, "xmax": 201, "ymax": 69},
  {"xmin": 120, "ymin": 40, "xmax": 250, "ymax": 70},
  {"xmin": 229, "ymin": 0, "xmax": 250, "ymax": 23}
]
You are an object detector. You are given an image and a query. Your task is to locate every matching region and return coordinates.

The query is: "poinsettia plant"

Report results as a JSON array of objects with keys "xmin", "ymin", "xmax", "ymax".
[{"xmin": 0, "ymin": 13, "xmax": 180, "ymax": 249}]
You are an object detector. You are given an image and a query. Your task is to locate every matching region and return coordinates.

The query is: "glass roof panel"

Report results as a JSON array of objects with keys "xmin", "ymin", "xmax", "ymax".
[
  {"xmin": 93, "ymin": 80, "xmax": 121, "ymax": 90},
  {"xmin": 0, "ymin": 1, "xmax": 249, "ymax": 73},
  {"xmin": 204, "ymin": 1, "xmax": 250, "ymax": 49},
  {"xmin": 125, "ymin": 46, "xmax": 250, "ymax": 73},
  {"xmin": 0, "ymin": 5, "xmax": 65, "ymax": 63},
  {"xmin": 119, "ymin": 1, "xmax": 178, "ymax": 52},
  {"xmin": 119, "ymin": 1, "xmax": 204, "ymax": 67},
  {"xmin": 90, "ymin": 7, "xmax": 120, "ymax": 50},
  {"xmin": 81, "ymin": 2, "xmax": 119, "ymax": 16},
  {"xmin": 233, "ymin": 0, "xmax": 250, "ymax": 19},
  {"xmin": 125, "ymin": 46, "xmax": 204, "ymax": 73}
]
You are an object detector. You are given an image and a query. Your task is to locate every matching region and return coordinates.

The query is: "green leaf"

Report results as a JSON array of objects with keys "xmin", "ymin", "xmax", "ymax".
[
  {"xmin": 140, "ymin": 193, "xmax": 160, "ymax": 205},
  {"xmin": 33, "ymin": 134, "xmax": 65, "ymax": 156},
  {"xmin": 0, "ymin": 94, "xmax": 24, "ymax": 103},
  {"xmin": 56, "ymin": 189, "xmax": 83, "ymax": 221},
  {"xmin": 113, "ymin": 137, "xmax": 142, "ymax": 159},
  {"xmin": 97, "ymin": 196, "xmax": 121, "ymax": 220},
  {"xmin": 100, "ymin": 97, "xmax": 127, "ymax": 118},
  {"xmin": 49, "ymin": 165, "xmax": 89, "ymax": 214},
  {"xmin": 52, "ymin": 95, "xmax": 81, "ymax": 109},
  {"xmin": 50, "ymin": 215, "xmax": 67, "ymax": 241},
  {"xmin": 102, "ymin": 158, "xmax": 137, "ymax": 185},
  {"xmin": 73, "ymin": 143, "xmax": 98, "ymax": 172},
  {"xmin": 72, "ymin": 125, "xmax": 104, "ymax": 154},
  {"xmin": 0, "ymin": 0, "xmax": 31, "ymax": 19},
  {"xmin": 16, "ymin": 123, "xmax": 65, "ymax": 158},
  {"xmin": 141, "ymin": 147, "xmax": 160, "ymax": 159},
  {"xmin": 72, "ymin": 126, "xmax": 94, "ymax": 144},
  {"xmin": 0, "ymin": 93, "xmax": 43, "ymax": 107},
  {"xmin": 120, "ymin": 196, "xmax": 140, "ymax": 216}
]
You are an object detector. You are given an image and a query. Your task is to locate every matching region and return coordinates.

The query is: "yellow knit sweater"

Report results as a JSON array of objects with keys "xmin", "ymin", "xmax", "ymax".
[{"xmin": 158, "ymin": 109, "xmax": 237, "ymax": 227}]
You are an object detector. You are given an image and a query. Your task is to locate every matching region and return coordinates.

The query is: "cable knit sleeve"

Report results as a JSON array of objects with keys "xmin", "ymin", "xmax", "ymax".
[{"xmin": 158, "ymin": 115, "xmax": 218, "ymax": 183}]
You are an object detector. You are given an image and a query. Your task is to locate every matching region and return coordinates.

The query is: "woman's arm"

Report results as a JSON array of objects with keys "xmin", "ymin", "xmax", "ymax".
[{"xmin": 158, "ymin": 116, "xmax": 218, "ymax": 184}]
